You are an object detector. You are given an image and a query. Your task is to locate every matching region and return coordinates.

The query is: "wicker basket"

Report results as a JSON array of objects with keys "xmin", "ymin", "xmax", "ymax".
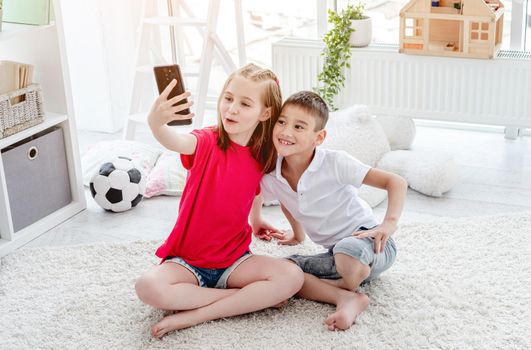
[{"xmin": 0, "ymin": 84, "xmax": 45, "ymax": 139}]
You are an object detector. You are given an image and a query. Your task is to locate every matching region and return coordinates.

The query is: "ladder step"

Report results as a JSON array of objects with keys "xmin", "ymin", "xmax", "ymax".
[
  {"xmin": 144, "ymin": 17, "xmax": 207, "ymax": 27},
  {"xmin": 136, "ymin": 64, "xmax": 199, "ymax": 77},
  {"xmin": 128, "ymin": 108, "xmax": 214, "ymax": 127},
  {"xmin": 127, "ymin": 112, "xmax": 196, "ymax": 129},
  {"xmin": 129, "ymin": 112, "xmax": 148, "ymax": 124}
]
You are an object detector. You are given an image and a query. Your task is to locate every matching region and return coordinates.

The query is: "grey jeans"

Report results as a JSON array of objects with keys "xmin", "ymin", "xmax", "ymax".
[{"xmin": 288, "ymin": 235, "xmax": 397, "ymax": 284}]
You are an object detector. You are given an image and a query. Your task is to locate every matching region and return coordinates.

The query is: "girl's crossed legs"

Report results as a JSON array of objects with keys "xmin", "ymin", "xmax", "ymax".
[{"xmin": 135, "ymin": 255, "xmax": 304, "ymax": 338}]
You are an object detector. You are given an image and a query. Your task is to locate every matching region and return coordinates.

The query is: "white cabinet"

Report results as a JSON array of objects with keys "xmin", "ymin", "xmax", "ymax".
[{"xmin": 0, "ymin": 0, "xmax": 86, "ymax": 257}]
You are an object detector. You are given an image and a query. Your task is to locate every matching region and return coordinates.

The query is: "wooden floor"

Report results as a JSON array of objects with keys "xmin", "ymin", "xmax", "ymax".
[{"xmin": 24, "ymin": 123, "xmax": 531, "ymax": 249}]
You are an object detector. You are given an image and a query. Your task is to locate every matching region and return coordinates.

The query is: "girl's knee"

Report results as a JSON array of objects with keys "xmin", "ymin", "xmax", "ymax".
[
  {"xmin": 277, "ymin": 261, "xmax": 304, "ymax": 295},
  {"xmin": 135, "ymin": 274, "xmax": 163, "ymax": 305}
]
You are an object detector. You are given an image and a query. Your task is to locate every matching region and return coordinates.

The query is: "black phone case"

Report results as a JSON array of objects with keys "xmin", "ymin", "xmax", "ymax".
[{"xmin": 153, "ymin": 64, "xmax": 192, "ymax": 126}]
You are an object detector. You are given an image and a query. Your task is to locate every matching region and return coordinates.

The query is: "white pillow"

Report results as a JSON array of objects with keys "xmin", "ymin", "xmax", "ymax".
[
  {"xmin": 81, "ymin": 140, "xmax": 162, "ymax": 187},
  {"xmin": 377, "ymin": 150, "xmax": 458, "ymax": 197},
  {"xmin": 358, "ymin": 185, "xmax": 387, "ymax": 208},
  {"xmin": 375, "ymin": 115, "xmax": 416, "ymax": 150},
  {"xmin": 323, "ymin": 105, "xmax": 391, "ymax": 167},
  {"xmin": 144, "ymin": 151, "xmax": 187, "ymax": 198}
]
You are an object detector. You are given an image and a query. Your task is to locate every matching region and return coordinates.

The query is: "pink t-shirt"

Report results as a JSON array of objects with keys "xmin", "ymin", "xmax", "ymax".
[{"xmin": 155, "ymin": 128, "xmax": 263, "ymax": 268}]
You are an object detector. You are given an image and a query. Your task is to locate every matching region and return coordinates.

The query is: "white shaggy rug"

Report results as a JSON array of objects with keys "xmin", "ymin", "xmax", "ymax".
[{"xmin": 1, "ymin": 213, "xmax": 531, "ymax": 350}]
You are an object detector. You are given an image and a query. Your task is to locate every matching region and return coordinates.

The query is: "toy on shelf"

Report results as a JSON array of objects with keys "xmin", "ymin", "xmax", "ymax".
[{"xmin": 399, "ymin": 0, "xmax": 504, "ymax": 59}]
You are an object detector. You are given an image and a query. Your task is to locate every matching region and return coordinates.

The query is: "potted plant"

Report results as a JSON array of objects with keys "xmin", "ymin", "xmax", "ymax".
[
  {"xmin": 314, "ymin": 2, "xmax": 369, "ymax": 110},
  {"xmin": 349, "ymin": 4, "xmax": 372, "ymax": 47}
]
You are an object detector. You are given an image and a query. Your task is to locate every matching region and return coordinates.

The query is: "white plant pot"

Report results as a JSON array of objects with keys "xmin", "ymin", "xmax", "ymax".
[{"xmin": 349, "ymin": 16, "xmax": 372, "ymax": 47}]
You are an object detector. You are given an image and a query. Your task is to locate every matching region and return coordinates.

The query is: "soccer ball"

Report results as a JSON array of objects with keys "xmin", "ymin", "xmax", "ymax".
[{"xmin": 89, "ymin": 156, "xmax": 146, "ymax": 212}]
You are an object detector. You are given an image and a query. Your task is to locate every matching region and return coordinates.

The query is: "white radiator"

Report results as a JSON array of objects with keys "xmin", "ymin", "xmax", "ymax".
[{"xmin": 272, "ymin": 38, "xmax": 531, "ymax": 128}]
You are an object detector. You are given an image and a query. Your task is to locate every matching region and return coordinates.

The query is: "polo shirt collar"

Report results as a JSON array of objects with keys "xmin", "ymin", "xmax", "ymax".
[
  {"xmin": 274, "ymin": 154, "xmax": 284, "ymax": 180},
  {"xmin": 275, "ymin": 148, "xmax": 325, "ymax": 180},
  {"xmin": 307, "ymin": 148, "xmax": 325, "ymax": 172}
]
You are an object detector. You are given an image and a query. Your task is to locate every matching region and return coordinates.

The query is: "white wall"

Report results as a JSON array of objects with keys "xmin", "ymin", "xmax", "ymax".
[
  {"xmin": 61, "ymin": 0, "xmax": 140, "ymax": 133},
  {"xmin": 0, "ymin": 24, "xmax": 67, "ymax": 114}
]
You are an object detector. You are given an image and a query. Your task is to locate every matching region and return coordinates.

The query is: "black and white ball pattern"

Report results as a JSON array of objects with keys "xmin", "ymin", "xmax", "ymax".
[{"xmin": 89, "ymin": 156, "xmax": 146, "ymax": 212}]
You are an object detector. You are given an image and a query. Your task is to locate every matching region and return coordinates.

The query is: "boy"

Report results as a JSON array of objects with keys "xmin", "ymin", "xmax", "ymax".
[{"xmin": 250, "ymin": 91, "xmax": 407, "ymax": 331}]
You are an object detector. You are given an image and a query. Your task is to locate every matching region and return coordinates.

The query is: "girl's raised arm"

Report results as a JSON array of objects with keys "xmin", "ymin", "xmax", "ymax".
[{"xmin": 147, "ymin": 79, "xmax": 197, "ymax": 155}]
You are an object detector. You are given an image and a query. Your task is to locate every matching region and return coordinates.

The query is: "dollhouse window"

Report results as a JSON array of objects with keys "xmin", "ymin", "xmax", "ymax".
[
  {"xmin": 405, "ymin": 18, "xmax": 423, "ymax": 38},
  {"xmin": 470, "ymin": 22, "xmax": 489, "ymax": 41}
]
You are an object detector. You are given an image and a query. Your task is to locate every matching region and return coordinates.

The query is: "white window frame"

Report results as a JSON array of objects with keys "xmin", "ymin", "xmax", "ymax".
[{"xmin": 511, "ymin": 0, "xmax": 527, "ymax": 49}]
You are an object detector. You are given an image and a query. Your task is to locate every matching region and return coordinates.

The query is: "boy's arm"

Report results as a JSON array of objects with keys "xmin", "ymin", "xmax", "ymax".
[
  {"xmin": 147, "ymin": 79, "xmax": 197, "ymax": 155},
  {"xmin": 249, "ymin": 193, "xmax": 284, "ymax": 241},
  {"xmin": 278, "ymin": 204, "xmax": 305, "ymax": 245},
  {"xmin": 354, "ymin": 168, "xmax": 408, "ymax": 253}
]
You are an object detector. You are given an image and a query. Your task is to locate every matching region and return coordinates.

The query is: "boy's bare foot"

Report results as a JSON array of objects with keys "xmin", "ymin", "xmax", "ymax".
[
  {"xmin": 322, "ymin": 278, "xmax": 352, "ymax": 291},
  {"xmin": 324, "ymin": 292, "xmax": 369, "ymax": 331},
  {"xmin": 151, "ymin": 311, "xmax": 198, "ymax": 338}
]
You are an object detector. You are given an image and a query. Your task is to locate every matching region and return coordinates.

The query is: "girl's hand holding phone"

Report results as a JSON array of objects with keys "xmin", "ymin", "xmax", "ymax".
[{"xmin": 148, "ymin": 79, "xmax": 195, "ymax": 129}]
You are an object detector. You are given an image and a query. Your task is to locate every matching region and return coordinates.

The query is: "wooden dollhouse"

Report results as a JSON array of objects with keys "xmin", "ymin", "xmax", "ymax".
[{"xmin": 399, "ymin": 0, "xmax": 504, "ymax": 59}]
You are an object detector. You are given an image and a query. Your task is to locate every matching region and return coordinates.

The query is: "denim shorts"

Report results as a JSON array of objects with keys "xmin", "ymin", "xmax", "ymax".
[
  {"xmin": 287, "ymin": 229, "xmax": 397, "ymax": 284},
  {"xmin": 165, "ymin": 252, "xmax": 253, "ymax": 288}
]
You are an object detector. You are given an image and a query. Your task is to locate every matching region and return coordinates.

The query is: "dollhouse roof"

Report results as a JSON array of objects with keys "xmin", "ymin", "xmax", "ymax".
[{"xmin": 400, "ymin": 0, "xmax": 501, "ymax": 18}]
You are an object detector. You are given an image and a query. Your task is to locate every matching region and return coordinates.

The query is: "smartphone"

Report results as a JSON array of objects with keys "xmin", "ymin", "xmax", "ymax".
[{"xmin": 153, "ymin": 64, "xmax": 192, "ymax": 126}]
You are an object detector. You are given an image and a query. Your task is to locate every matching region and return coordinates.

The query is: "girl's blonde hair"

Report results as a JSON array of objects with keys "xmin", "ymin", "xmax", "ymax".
[{"xmin": 216, "ymin": 63, "xmax": 282, "ymax": 174}]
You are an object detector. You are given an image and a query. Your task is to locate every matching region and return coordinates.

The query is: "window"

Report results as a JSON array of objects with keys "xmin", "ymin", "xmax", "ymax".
[
  {"xmin": 470, "ymin": 22, "xmax": 489, "ymax": 41},
  {"xmin": 405, "ymin": 18, "xmax": 423, "ymax": 38}
]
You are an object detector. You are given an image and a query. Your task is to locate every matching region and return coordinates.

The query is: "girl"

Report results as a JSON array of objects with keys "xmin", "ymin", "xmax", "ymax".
[{"xmin": 135, "ymin": 64, "xmax": 304, "ymax": 338}]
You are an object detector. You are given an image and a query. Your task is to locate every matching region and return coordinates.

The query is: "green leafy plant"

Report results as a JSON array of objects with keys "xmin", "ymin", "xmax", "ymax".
[{"xmin": 314, "ymin": 2, "xmax": 365, "ymax": 110}]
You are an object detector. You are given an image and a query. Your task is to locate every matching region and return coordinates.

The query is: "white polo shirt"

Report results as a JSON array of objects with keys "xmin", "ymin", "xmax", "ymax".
[{"xmin": 261, "ymin": 148, "xmax": 377, "ymax": 248}]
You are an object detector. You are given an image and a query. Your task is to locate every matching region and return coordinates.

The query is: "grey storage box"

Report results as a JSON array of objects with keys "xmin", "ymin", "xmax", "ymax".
[{"xmin": 1, "ymin": 127, "xmax": 71, "ymax": 232}]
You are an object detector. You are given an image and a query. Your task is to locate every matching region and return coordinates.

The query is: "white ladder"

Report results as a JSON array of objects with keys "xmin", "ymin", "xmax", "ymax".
[{"xmin": 123, "ymin": 0, "xmax": 246, "ymax": 140}]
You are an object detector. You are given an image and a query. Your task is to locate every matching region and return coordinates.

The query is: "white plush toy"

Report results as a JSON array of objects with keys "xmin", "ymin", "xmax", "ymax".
[{"xmin": 323, "ymin": 105, "xmax": 458, "ymax": 206}]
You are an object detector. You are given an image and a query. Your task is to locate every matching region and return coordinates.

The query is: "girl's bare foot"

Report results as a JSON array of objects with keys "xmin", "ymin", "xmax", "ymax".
[
  {"xmin": 271, "ymin": 299, "xmax": 289, "ymax": 308},
  {"xmin": 151, "ymin": 311, "xmax": 198, "ymax": 338},
  {"xmin": 324, "ymin": 292, "xmax": 369, "ymax": 331},
  {"xmin": 150, "ymin": 296, "xmax": 289, "ymax": 338}
]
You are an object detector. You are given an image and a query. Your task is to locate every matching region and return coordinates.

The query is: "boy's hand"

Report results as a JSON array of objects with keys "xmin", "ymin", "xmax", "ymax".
[
  {"xmin": 276, "ymin": 230, "xmax": 302, "ymax": 246},
  {"xmin": 148, "ymin": 79, "xmax": 194, "ymax": 128},
  {"xmin": 251, "ymin": 219, "xmax": 284, "ymax": 242},
  {"xmin": 352, "ymin": 221, "xmax": 397, "ymax": 254}
]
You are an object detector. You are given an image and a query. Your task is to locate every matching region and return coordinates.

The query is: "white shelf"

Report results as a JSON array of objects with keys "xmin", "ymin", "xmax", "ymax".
[
  {"xmin": 0, "ymin": 0, "xmax": 86, "ymax": 257},
  {"xmin": 0, "ymin": 201, "xmax": 85, "ymax": 257},
  {"xmin": 0, "ymin": 22, "xmax": 55, "ymax": 42},
  {"xmin": 0, "ymin": 113, "xmax": 68, "ymax": 149}
]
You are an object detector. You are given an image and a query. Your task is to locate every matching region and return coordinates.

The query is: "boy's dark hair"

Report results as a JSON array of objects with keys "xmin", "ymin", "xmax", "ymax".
[{"xmin": 282, "ymin": 91, "xmax": 329, "ymax": 131}]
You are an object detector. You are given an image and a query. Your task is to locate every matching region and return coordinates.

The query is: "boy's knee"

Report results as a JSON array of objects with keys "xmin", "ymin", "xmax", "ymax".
[
  {"xmin": 333, "ymin": 237, "xmax": 372, "ymax": 267},
  {"xmin": 334, "ymin": 253, "xmax": 371, "ymax": 289}
]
